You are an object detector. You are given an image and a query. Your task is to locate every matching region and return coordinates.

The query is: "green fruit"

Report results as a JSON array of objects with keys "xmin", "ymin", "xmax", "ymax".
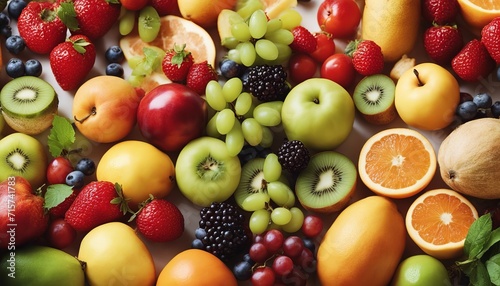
[
  {"xmin": 138, "ymin": 6, "xmax": 161, "ymax": 43},
  {"xmin": 391, "ymin": 255, "xmax": 452, "ymax": 286},
  {"xmin": 0, "ymin": 245, "xmax": 85, "ymax": 286},
  {"xmin": 353, "ymin": 74, "xmax": 397, "ymax": 125}
]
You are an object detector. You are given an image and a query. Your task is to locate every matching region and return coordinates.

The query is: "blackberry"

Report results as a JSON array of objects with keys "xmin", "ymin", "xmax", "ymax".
[
  {"xmin": 243, "ymin": 64, "xmax": 290, "ymax": 102},
  {"xmin": 277, "ymin": 140, "xmax": 310, "ymax": 174},
  {"xmin": 192, "ymin": 202, "xmax": 250, "ymax": 262}
]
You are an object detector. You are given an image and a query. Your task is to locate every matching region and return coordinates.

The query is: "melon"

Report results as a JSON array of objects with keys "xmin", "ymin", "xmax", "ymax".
[{"xmin": 438, "ymin": 118, "xmax": 500, "ymax": 199}]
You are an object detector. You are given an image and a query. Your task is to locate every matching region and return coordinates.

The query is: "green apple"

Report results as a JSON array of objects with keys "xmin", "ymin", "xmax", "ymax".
[
  {"xmin": 175, "ymin": 136, "xmax": 241, "ymax": 207},
  {"xmin": 281, "ymin": 78, "xmax": 355, "ymax": 151},
  {"xmin": 390, "ymin": 255, "xmax": 452, "ymax": 286}
]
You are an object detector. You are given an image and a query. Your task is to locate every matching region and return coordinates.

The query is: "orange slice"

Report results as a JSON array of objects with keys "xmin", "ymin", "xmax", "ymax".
[
  {"xmin": 358, "ymin": 128, "xmax": 437, "ymax": 199},
  {"xmin": 457, "ymin": 0, "xmax": 500, "ymax": 30},
  {"xmin": 406, "ymin": 188, "xmax": 478, "ymax": 260}
]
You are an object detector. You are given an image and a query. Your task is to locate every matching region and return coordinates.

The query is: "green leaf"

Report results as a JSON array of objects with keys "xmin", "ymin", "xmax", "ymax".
[
  {"xmin": 486, "ymin": 253, "xmax": 500, "ymax": 285},
  {"xmin": 57, "ymin": 1, "xmax": 79, "ymax": 31},
  {"xmin": 469, "ymin": 260, "xmax": 493, "ymax": 286},
  {"xmin": 47, "ymin": 115, "xmax": 76, "ymax": 157},
  {"xmin": 480, "ymin": 227, "xmax": 500, "ymax": 259},
  {"xmin": 465, "ymin": 213, "xmax": 493, "ymax": 260},
  {"xmin": 43, "ymin": 184, "xmax": 74, "ymax": 210}
]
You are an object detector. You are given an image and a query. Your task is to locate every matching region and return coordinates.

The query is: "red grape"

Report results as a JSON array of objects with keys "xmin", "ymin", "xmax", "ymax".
[
  {"xmin": 301, "ymin": 214, "xmax": 324, "ymax": 238},
  {"xmin": 288, "ymin": 53, "xmax": 317, "ymax": 84},
  {"xmin": 272, "ymin": 255, "xmax": 294, "ymax": 276},
  {"xmin": 46, "ymin": 218, "xmax": 77, "ymax": 249},
  {"xmin": 294, "ymin": 248, "xmax": 317, "ymax": 274},
  {"xmin": 249, "ymin": 242, "xmax": 270, "ymax": 263},
  {"xmin": 252, "ymin": 266, "xmax": 275, "ymax": 286},
  {"xmin": 46, "ymin": 156, "xmax": 74, "ymax": 185},
  {"xmin": 280, "ymin": 266, "xmax": 308, "ymax": 286},
  {"xmin": 263, "ymin": 229, "xmax": 284, "ymax": 254},
  {"xmin": 282, "ymin": 236, "xmax": 305, "ymax": 258}
]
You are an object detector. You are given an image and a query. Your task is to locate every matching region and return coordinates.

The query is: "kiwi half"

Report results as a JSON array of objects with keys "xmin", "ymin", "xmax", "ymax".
[
  {"xmin": 353, "ymin": 74, "xmax": 396, "ymax": 125},
  {"xmin": 0, "ymin": 76, "xmax": 58, "ymax": 135},
  {"xmin": 295, "ymin": 151, "xmax": 357, "ymax": 213}
]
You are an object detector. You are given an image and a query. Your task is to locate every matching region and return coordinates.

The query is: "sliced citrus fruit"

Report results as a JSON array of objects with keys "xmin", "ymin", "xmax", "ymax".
[
  {"xmin": 457, "ymin": 0, "xmax": 500, "ymax": 31},
  {"xmin": 236, "ymin": 0, "xmax": 297, "ymax": 19},
  {"xmin": 358, "ymin": 128, "xmax": 437, "ymax": 198},
  {"xmin": 406, "ymin": 188, "xmax": 478, "ymax": 260}
]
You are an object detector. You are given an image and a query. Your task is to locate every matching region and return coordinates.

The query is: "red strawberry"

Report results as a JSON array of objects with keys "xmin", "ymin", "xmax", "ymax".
[
  {"xmin": 451, "ymin": 39, "xmax": 496, "ymax": 82},
  {"xmin": 186, "ymin": 61, "xmax": 218, "ymax": 95},
  {"xmin": 49, "ymin": 34, "xmax": 96, "ymax": 91},
  {"xmin": 423, "ymin": 24, "xmax": 463, "ymax": 65},
  {"xmin": 133, "ymin": 197, "xmax": 184, "ymax": 242},
  {"xmin": 150, "ymin": 0, "xmax": 180, "ymax": 16},
  {"xmin": 17, "ymin": 1, "xmax": 67, "ymax": 55},
  {"xmin": 345, "ymin": 39, "xmax": 384, "ymax": 76},
  {"xmin": 421, "ymin": 0, "xmax": 459, "ymax": 25},
  {"xmin": 64, "ymin": 181, "xmax": 129, "ymax": 232},
  {"xmin": 290, "ymin": 25, "xmax": 317, "ymax": 54},
  {"xmin": 48, "ymin": 189, "xmax": 78, "ymax": 218},
  {"xmin": 481, "ymin": 17, "xmax": 500, "ymax": 64},
  {"xmin": 161, "ymin": 44, "xmax": 194, "ymax": 82}
]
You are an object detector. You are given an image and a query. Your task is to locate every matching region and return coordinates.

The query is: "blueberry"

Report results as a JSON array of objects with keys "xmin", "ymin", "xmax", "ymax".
[
  {"xmin": 105, "ymin": 63, "xmax": 124, "ymax": 77},
  {"xmin": 0, "ymin": 13, "xmax": 10, "ymax": 28},
  {"xmin": 219, "ymin": 59, "xmax": 243, "ymax": 79},
  {"xmin": 104, "ymin": 45, "xmax": 125, "ymax": 63},
  {"xmin": 5, "ymin": 35, "xmax": 25, "ymax": 54},
  {"xmin": 7, "ymin": 0, "xmax": 27, "ymax": 20},
  {"xmin": 233, "ymin": 260, "xmax": 253, "ymax": 281},
  {"xmin": 491, "ymin": 101, "xmax": 500, "ymax": 118},
  {"xmin": 242, "ymin": 253, "xmax": 254, "ymax": 263},
  {"xmin": 497, "ymin": 66, "xmax": 500, "ymax": 81},
  {"xmin": 24, "ymin": 59, "xmax": 42, "ymax": 77},
  {"xmin": 473, "ymin": 93, "xmax": 493, "ymax": 109},
  {"xmin": 75, "ymin": 158, "xmax": 96, "ymax": 176},
  {"xmin": 65, "ymin": 170, "xmax": 85, "ymax": 188},
  {"xmin": 456, "ymin": 101, "xmax": 478, "ymax": 121},
  {"xmin": 194, "ymin": 227, "xmax": 207, "ymax": 239},
  {"xmin": 6, "ymin": 58, "xmax": 25, "ymax": 78},
  {"xmin": 302, "ymin": 237, "xmax": 316, "ymax": 253},
  {"xmin": 191, "ymin": 239, "xmax": 204, "ymax": 249},
  {"xmin": 0, "ymin": 25, "xmax": 12, "ymax": 38}
]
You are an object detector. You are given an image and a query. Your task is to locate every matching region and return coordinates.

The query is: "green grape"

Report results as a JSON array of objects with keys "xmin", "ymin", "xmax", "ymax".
[
  {"xmin": 281, "ymin": 207, "xmax": 304, "ymax": 233},
  {"xmin": 206, "ymin": 112, "xmax": 222, "ymax": 138},
  {"xmin": 205, "ymin": 81, "xmax": 227, "ymax": 111},
  {"xmin": 267, "ymin": 181, "xmax": 291, "ymax": 206},
  {"xmin": 222, "ymin": 77, "xmax": 243, "ymax": 103},
  {"xmin": 271, "ymin": 207, "xmax": 292, "ymax": 226},
  {"xmin": 241, "ymin": 118, "xmax": 263, "ymax": 146},
  {"xmin": 253, "ymin": 103, "xmax": 282, "ymax": 126},
  {"xmin": 266, "ymin": 18, "xmax": 283, "ymax": 34},
  {"xmin": 119, "ymin": 9, "xmax": 136, "ymax": 36},
  {"xmin": 127, "ymin": 74, "xmax": 145, "ymax": 87},
  {"xmin": 249, "ymin": 209, "xmax": 271, "ymax": 235},
  {"xmin": 271, "ymin": 43, "xmax": 293, "ymax": 65},
  {"xmin": 263, "ymin": 153, "xmax": 282, "ymax": 182},
  {"xmin": 255, "ymin": 39, "xmax": 279, "ymax": 61},
  {"xmin": 138, "ymin": 6, "xmax": 161, "ymax": 43},
  {"xmin": 231, "ymin": 21, "xmax": 252, "ymax": 42},
  {"xmin": 282, "ymin": 188, "xmax": 296, "ymax": 208},
  {"xmin": 127, "ymin": 56, "xmax": 143, "ymax": 70},
  {"xmin": 226, "ymin": 48, "xmax": 242, "ymax": 64},
  {"xmin": 260, "ymin": 126, "xmax": 274, "ymax": 148},
  {"xmin": 234, "ymin": 92, "xmax": 253, "ymax": 116},
  {"xmin": 225, "ymin": 120, "xmax": 244, "ymax": 157},
  {"xmin": 278, "ymin": 8, "xmax": 303, "ymax": 30},
  {"xmin": 222, "ymin": 36, "xmax": 240, "ymax": 49},
  {"xmin": 248, "ymin": 9, "xmax": 268, "ymax": 39},
  {"xmin": 236, "ymin": 0, "xmax": 264, "ymax": 20},
  {"xmin": 237, "ymin": 42, "xmax": 257, "ymax": 67},
  {"xmin": 265, "ymin": 29, "xmax": 294, "ymax": 45},
  {"xmin": 241, "ymin": 192, "xmax": 271, "ymax": 212},
  {"xmin": 216, "ymin": 109, "xmax": 236, "ymax": 135}
]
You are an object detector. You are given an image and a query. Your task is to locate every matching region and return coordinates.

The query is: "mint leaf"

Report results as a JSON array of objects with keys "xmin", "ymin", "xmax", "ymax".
[
  {"xmin": 43, "ymin": 184, "xmax": 74, "ymax": 210},
  {"xmin": 47, "ymin": 115, "xmax": 76, "ymax": 157},
  {"xmin": 486, "ymin": 253, "xmax": 500, "ymax": 285},
  {"xmin": 465, "ymin": 213, "xmax": 493, "ymax": 260}
]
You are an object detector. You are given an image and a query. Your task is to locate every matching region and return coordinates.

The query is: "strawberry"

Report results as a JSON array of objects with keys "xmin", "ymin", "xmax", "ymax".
[
  {"xmin": 49, "ymin": 34, "xmax": 96, "ymax": 91},
  {"xmin": 132, "ymin": 197, "xmax": 184, "ymax": 242},
  {"xmin": 290, "ymin": 25, "xmax": 317, "ymax": 54},
  {"xmin": 17, "ymin": 1, "xmax": 67, "ymax": 55},
  {"xmin": 186, "ymin": 61, "xmax": 218, "ymax": 95},
  {"xmin": 421, "ymin": 0, "xmax": 459, "ymax": 25},
  {"xmin": 451, "ymin": 39, "xmax": 496, "ymax": 82},
  {"xmin": 423, "ymin": 24, "xmax": 463, "ymax": 65},
  {"xmin": 481, "ymin": 17, "xmax": 500, "ymax": 64},
  {"xmin": 150, "ymin": 0, "xmax": 180, "ymax": 16},
  {"xmin": 345, "ymin": 39, "xmax": 384, "ymax": 76},
  {"xmin": 48, "ymin": 189, "xmax": 78, "ymax": 218},
  {"xmin": 64, "ymin": 181, "xmax": 130, "ymax": 232},
  {"xmin": 161, "ymin": 44, "xmax": 194, "ymax": 82}
]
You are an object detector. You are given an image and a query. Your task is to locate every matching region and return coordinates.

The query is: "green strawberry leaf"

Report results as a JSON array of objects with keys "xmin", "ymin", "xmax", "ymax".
[
  {"xmin": 43, "ymin": 184, "xmax": 74, "ymax": 210},
  {"xmin": 57, "ymin": 1, "xmax": 79, "ymax": 31},
  {"xmin": 47, "ymin": 115, "xmax": 76, "ymax": 157}
]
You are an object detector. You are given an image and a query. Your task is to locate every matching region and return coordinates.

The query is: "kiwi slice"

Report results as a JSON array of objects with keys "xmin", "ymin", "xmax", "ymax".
[
  {"xmin": 295, "ymin": 151, "xmax": 357, "ymax": 213},
  {"xmin": 353, "ymin": 74, "xmax": 397, "ymax": 125},
  {"xmin": 0, "ymin": 132, "xmax": 48, "ymax": 189},
  {"xmin": 0, "ymin": 76, "xmax": 58, "ymax": 135}
]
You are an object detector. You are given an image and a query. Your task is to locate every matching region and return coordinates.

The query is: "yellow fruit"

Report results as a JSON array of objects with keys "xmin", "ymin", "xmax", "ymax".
[
  {"xmin": 96, "ymin": 140, "xmax": 175, "ymax": 209},
  {"xmin": 457, "ymin": 0, "xmax": 500, "ymax": 32},
  {"xmin": 438, "ymin": 118, "xmax": 500, "ymax": 199},
  {"xmin": 317, "ymin": 196, "xmax": 406, "ymax": 286},
  {"xmin": 156, "ymin": 249, "xmax": 238, "ymax": 286},
  {"xmin": 78, "ymin": 222, "xmax": 156, "ymax": 286},
  {"xmin": 361, "ymin": 0, "xmax": 421, "ymax": 62},
  {"xmin": 262, "ymin": 0, "xmax": 298, "ymax": 19},
  {"xmin": 178, "ymin": 0, "xmax": 237, "ymax": 28}
]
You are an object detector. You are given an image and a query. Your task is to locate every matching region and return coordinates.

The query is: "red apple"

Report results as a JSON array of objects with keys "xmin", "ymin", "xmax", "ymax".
[
  {"xmin": 137, "ymin": 83, "xmax": 207, "ymax": 152},
  {"xmin": 317, "ymin": 0, "xmax": 361, "ymax": 39}
]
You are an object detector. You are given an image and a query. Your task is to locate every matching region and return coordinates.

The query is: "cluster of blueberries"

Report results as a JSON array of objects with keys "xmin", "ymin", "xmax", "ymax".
[
  {"xmin": 456, "ymin": 92, "xmax": 500, "ymax": 122},
  {"xmin": 65, "ymin": 157, "xmax": 96, "ymax": 188}
]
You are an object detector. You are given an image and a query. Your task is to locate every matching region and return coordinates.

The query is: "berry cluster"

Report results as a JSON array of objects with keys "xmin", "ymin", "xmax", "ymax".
[
  {"xmin": 456, "ymin": 92, "xmax": 500, "ymax": 122},
  {"xmin": 104, "ymin": 45, "xmax": 125, "ymax": 77}
]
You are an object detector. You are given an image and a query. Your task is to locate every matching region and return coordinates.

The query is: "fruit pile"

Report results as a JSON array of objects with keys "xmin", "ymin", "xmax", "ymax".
[{"xmin": 0, "ymin": 0, "xmax": 500, "ymax": 285}]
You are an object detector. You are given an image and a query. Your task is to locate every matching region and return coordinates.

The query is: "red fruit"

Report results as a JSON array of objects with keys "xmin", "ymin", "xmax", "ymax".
[
  {"xmin": 17, "ymin": 1, "xmax": 67, "ymax": 54},
  {"xmin": 290, "ymin": 26, "xmax": 317, "ymax": 54},
  {"xmin": 185, "ymin": 61, "xmax": 218, "ymax": 95},
  {"xmin": 421, "ymin": 0, "xmax": 459, "ymax": 25},
  {"xmin": 423, "ymin": 24, "xmax": 463, "ymax": 65},
  {"xmin": 46, "ymin": 218, "xmax": 77, "ymax": 249},
  {"xmin": 481, "ymin": 17, "xmax": 500, "ymax": 64},
  {"xmin": 49, "ymin": 34, "xmax": 96, "ymax": 91},
  {"xmin": 46, "ymin": 157, "xmax": 74, "ymax": 185},
  {"xmin": 120, "ymin": 0, "xmax": 149, "ymax": 11},
  {"xmin": 288, "ymin": 53, "xmax": 317, "ymax": 84},
  {"xmin": 48, "ymin": 190, "xmax": 78, "ymax": 218},
  {"xmin": 150, "ymin": 0, "xmax": 180, "ymax": 16},
  {"xmin": 451, "ymin": 39, "xmax": 496, "ymax": 82},
  {"xmin": 161, "ymin": 44, "xmax": 194, "ymax": 82},
  {"xmin": 64, "ymin": 181, "xmax": 129, "ymax": 232},
  {"xmin": 301, "ymin": 214, "xmax": 324, "ymax": 238},
  {"xmin": 320, "ymin": 53, "xmax": 356, "ymax": 89},
  {"xmin": 317, "ymin": 0, "xmax": 361, "ymax": 39},
  {"xmin": 310, "ymin": 32, "xmax": 336, "ymax": 63},
  {"xmin": 135, "ymin": 198, "xmax": 184, "ymax": 242},
  {"xmin": 345, "ymin": 39, "xmax": 384, "ymax": 76}
]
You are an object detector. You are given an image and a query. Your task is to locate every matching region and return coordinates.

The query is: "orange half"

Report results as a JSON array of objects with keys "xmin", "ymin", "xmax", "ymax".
[
  {"xmin": 457, "ymin": 0, "xmax": 500, "ymax": 30},
  {"xmin": 406, "ymin": 189, "xmax": 478, "ymax": 260},
  {"xmin": 358, "ymin": 128, "xmax": 437, "ymax": 199}
]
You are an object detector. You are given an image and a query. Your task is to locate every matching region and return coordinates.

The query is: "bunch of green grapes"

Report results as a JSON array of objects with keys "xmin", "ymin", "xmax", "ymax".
[
  {"xmin": 224, "ymin": 8, "xmax": 302, "ymax": 67},
  {"xmin": 205, "ymin": 78, "xmax": 284, "ymax": 156}
]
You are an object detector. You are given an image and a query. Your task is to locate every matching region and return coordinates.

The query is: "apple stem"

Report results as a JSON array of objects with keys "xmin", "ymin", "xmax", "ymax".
[
  {"xmin": 74, "ymin": 107, "xmax": 96, "ymax": 123},
  {"xmin": 413, "ymin": 69, "xmax": 424, "ymax": 86}
]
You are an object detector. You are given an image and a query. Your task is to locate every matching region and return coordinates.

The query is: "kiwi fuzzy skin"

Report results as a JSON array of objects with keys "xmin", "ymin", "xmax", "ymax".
[
  {"xmin": 2, "ymin": 108, "xmax": 58, "ymax": 135},
  {"xmin": 362, "ymin": 101, "xmax": 397, "ymax": 125}
]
